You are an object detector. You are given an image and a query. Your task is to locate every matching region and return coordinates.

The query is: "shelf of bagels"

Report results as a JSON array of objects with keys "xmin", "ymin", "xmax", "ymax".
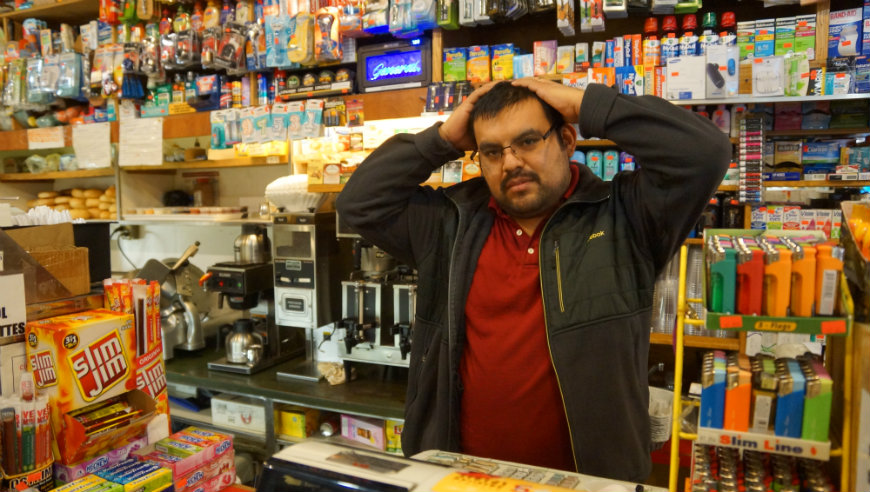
[{"xmin": 27, "ymin": 185, "xmax": 118, "ymax": 220}]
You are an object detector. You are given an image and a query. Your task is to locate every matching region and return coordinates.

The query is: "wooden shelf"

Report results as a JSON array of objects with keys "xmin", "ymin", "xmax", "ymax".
[
  {"xmin": 120, "ymin": 157, "xmax": 287, "ymax": 172},
  {"xmin": 575, "ymin": 139, "xmax": 616, "ymax": 147},
  {"xmin": 718, "ymin": 185, "xmax": 738, "ymax": 192},
  {"xmin": 0, "ymin": 0, "xmax": 98, "ymax": 23},
  {"xmin": 0, "ymin": 168, "xmax": 114, "ymax": 181},
  {"xmin": 683, "ymin": 238, "xmax": 704, "ymax": 246},
  {"xmin": 650, "ymin": 332, "xmax": 740, "ymax": 350}
]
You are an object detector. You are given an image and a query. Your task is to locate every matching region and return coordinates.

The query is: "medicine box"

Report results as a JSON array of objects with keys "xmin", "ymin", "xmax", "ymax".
[{"xmin": 828, "ymin": 8, "xmax": 863, "ymax": 58}]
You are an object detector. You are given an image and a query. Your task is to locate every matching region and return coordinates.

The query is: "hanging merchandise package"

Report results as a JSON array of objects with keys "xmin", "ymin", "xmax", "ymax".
[
  {"xmin": 175, "ymin": 30, "xmax": 201, "ymax": 68},
  {"xmin": 266, "ymin": 15, "xmax": 291, "ymax": 67},
  {"xmin": 338, "ymin": 0, "xmax": 366, "ymax": 36},
  {"xmin": 315, "ymin": 7, "xmax": 343, "ymax": 62},
  {"xmin": 412, "ymin": 0, "xmax": 438, "ymax": 31},
  {"xmin": 245, "ymin": 23, "xmax": 267, "ymax": 71},
  {"xmin": 288, "ymin": 14, "xmax": 315, "ymax": 65},
  {"xmin": 26, "ymin": 57, "xmax": 54, "ymax": 106},
  {"xmin": 201, "ymin": 26, "xmax": 220, "ymax": 68},
  {"xmin": 390, "ymin": 0, "xmax": 417, "ymax": 36},
  {"xmin": 215, "ymin": 23, "xmax": 247, "ymax": 70},
  {"xmin": 160, "ymin": 33, "xmax": 178, "ymax": 71},
  {"xmin": 363, "ymin": 0, "xmax": 390, "ymax": 34},
  {"xmin": 56, "ymin": 52, "xmax": 83, "ymax": 99},
  {"xmin": 141, "ymin": 36, "xmax": 161, "ymax": 76}
]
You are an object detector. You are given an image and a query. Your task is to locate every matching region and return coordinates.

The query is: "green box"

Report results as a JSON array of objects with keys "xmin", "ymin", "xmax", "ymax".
[{"xmin": 442, "ymin": 47, "xmax": 467, "ymax": 82}]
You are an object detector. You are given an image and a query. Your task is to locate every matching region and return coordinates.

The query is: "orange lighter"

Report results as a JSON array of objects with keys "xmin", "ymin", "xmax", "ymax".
[
  {"xmin": 759, "ymin": 236, "xmax": 792, "ymax": 317},
  {"xmin": 724, "ymin": 352, "xmax": 751, "ymax": 432},
  {"xmin": 782, "ymin": 237, "xmax": 816, "ymax": 317}
]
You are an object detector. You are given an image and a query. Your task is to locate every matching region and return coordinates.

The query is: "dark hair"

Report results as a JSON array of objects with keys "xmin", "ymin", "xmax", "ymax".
[{"xmin": 467, "ymin": 81, "xmax": 566, "ymax": 145}]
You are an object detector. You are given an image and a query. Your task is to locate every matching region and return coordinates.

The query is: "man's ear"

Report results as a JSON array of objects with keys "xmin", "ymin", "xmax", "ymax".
[{"xmin": 559, "ymin": 124, "xmax": 577, "ymax": 150}]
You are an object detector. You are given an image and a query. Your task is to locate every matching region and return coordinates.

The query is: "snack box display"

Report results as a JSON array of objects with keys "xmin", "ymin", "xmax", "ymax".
[
  {"xmin": 25, "ymin": 309, "xmax": 169, "ymax": 464},
  {"xmin": 54, "ymin": 435, "xmax": 149, "ymax": 483},
  {"xmin": 341, "ymin": 414, "xmax": 386, "ymax": 450},
  {"xmin": 134, "ymin": 427, "xmax": 234, "ymax": 478}
]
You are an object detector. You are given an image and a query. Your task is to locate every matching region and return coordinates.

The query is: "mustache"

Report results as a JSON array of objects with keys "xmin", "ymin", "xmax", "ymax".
[{"xmin": 501, "ymin": 169, "xmax": 540, "ymax": 193}]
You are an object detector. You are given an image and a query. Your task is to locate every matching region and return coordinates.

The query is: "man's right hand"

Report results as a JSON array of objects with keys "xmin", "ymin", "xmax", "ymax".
[{"xmin": 438, "ymin": 81, "xmax": 497, "ymax": 152}]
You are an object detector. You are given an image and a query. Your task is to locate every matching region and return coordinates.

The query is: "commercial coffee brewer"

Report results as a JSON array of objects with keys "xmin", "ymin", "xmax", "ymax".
[
  {"xmin": 204, "ymin": 225, "xmax": 305, "ymax": 374},
  {"xmin": 271, "ymin": 211, "xmax": 354, "ymax": 381},
  {"xmin": 332, "ymin": 214, "xmax": 416, "ymax": 372}
]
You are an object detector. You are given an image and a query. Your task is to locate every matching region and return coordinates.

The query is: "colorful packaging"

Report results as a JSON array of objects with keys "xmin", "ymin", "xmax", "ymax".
[
  {"xmin": 828, "ymin": 8, "xmax": 862, "ymax": 58},
  {"xmin": 754, "ymin": 18, "xmax": 776, "ymax": 57},
  {"xmin": 340, "ymin": 414, "xmax": 385, "ymax": 450},
  {"xmin": 466, "ymin": 45, "xmax": 491, "ymax": 83},
  {"xmin": 795, "ymin": 14, "xmax": 816, "ymax": 60},
  {"xmin": 25, "ymin": 309, "xmax": 169, "ymax": 465},
  {"xmin": 385, "ymin": 419, "xmax": 404, "ymax": 454},
  {"xmin": 533, "ymin": 40, "xmax": 557, "ymax": 76},
  {"xmin": 442, "ymin": 47, "xmax": 467, "ymax": 82},
  {"xmin": 491, "ymin": 44, "xmax": 514, "ymax": 81}
]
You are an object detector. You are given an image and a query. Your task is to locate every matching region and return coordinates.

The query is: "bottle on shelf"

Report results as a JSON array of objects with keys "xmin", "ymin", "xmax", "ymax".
[
  {"xmin": 679, "ymin": 13, "xmax": 699, "ymax": 57},
  {"xmin": 661, "ymin": 15, "xmax": 679, "ymax": 65},
  {"xmin": 642, "ymin": 16, "xmax": 661, "ymax": 68},
  {"xmin": 159, "ymin": 7, "xmax": 173, "ymax": 35},
  {"xmin": 698, "ymin": 11, "xmax": 718, "ymax": 55},
  {"xmin": 173, "ymin": 3, "xmax": 191, "ymax": 32},
  {"xmin": 203, "ymin": 0, "xmax": 220, "ymax": 28},
  {"xmin": 220, "ymin": 0, "xmax": 235, "ymax": 25},
  {"xmin": 172, "ymin": 73, "xmax": 185, "ymax": 103},
  {"xmin": 185, "ymin": 71, "xmax": 197, "ymax": 102},
  {"xmin": 236, "ymin": 0, "xmax": 253, "ymax": 23},
  {"xmin": 191, "ymin": 1, "xmax": 205, "ymax": 32},
  {"xmin": 719, "ymin": 11, "xmax": 736, "ymax": 46},
  {"xmin": 712, "ymin": 105, "xmax": 730, "ymax": 133}
]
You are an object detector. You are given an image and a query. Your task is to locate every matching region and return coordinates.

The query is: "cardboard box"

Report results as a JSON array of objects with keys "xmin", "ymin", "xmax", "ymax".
[
  {"xmin": 0, "ymin": 341, "xmax": 26, "ymax": 397},
  {"xmin": 385, "ymin": 419, "xmax": 404, "ymax": 454},
  {"xmin": 666, "ymin": 56, "xmax": 705, "ymax": 100},
  {"xmin": 25, "ymin": 309, "xmax": 169, "ymax": 464},
  {"xmin": 211, "ymin": 394, "xmax": 266, "ymax": 434},
  {"xmin": 53, "ymin": 435, "xmax": 148, "ymax": 483},
  {"xmin": 3, "ymin": 223, "xmax": 90, "ymax": 304},
  {"xmin": 275, "ymin": 406, "xmax": 320, "ymax": 439},
  {"xmin": 341, "ymin": 414, "xmax": 386, "ymax": 450}
]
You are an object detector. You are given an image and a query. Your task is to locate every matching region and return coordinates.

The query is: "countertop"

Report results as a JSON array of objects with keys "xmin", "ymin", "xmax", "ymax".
[{"xmin": 164, "ymin": 348, "xmax": 407, "ymax": 420}]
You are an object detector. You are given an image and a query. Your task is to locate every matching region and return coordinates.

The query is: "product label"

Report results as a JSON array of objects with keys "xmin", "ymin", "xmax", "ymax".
[
  {"xmin": 30, "ymin": 350, "xmax": 57, "ymax": 388},
  {"xmin": 69, "ymin": 330, "xmax": 130, "ymax": 401}
]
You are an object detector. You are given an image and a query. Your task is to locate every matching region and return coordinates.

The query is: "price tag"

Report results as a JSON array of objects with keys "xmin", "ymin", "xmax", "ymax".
[
  {"xmin": 27, "ymin": 127, "xmax": 65, "ymax": 150},
  {"xmin": 753, "ymin": 320, "xmax": 797, "ymax": 332}
]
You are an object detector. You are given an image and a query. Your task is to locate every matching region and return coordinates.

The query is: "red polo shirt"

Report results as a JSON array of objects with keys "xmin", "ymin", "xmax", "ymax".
[{"xmin": 460, "ymin": 165, "xmax": 581, "ymax": 471}]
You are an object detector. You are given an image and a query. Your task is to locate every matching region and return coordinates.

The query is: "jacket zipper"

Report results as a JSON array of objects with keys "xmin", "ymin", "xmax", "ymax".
[
  {"xmin": 539, "ymin": 194, "xmax": 610, "ymax": 472},
  {"xmin": 554, "ymin": 240, "xmax": 565, "ymax": 313}
]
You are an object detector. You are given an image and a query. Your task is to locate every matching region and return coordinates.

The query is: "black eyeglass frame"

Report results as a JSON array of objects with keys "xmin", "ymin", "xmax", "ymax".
[{"xmin": 470, "ymin": 123, "xmax": 561, "ymax": 165}]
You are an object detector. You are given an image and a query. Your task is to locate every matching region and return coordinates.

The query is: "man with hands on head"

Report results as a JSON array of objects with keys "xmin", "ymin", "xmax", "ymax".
[{"xmin": 336, "ymin": 78, "xmax": 730, "ymax": 482}]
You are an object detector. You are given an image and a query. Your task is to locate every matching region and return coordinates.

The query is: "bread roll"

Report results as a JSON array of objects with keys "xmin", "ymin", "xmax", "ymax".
[
  {"xmin": 37, "ymin": 191, "xmax": 58, "ymax": 199},
  {"xmin": 85, "ymin": 198, "xmax": 101, "ymax": 208},
  {"xmin": 100, "ymin": 211, "xmax": 112, "ymax": 219},
  {"xmin": 109, "ymin": 204, "xmax": 117, "ymax": 213},
  {"xmin": 69, "ymin": 209, "xmax": 90, "ymax": 220},
  {"xmin": 68, "ymin": 198, "xmax": 86, "ymax": 209},
  {"xmin": 104, "ymin": 185, "xmax": 116, "ymax": 198},
  {"xmin": 53, "ymin": 204, "xmax": 70, "ymax": 211},
  {"xmin": 83, "ymin": 189, "xmax": 102, "ymax": 198},
  {"xmin": 98, "ymin": 202, "xmax": 110, "ymax": 211},
  {"xmin": 99, "ymin": 194, "xmax": 113, "ymax": 203},
  {"xmin": 71, "ymin": 188, "xmax": 84, "ymax": 198},
  {"xmin": 88, "ymin": 208, "xmax": 102, "ymax": 219},
  {"xmin": 35, "ymin": 198, "xmax": 55, "ymax": 207},
  {"xmin": 54, "ymin": 196, "xmax": 71, "ymax": 204}
]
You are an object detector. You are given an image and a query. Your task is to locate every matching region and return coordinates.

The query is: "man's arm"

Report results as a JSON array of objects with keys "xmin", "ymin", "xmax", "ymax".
[
  {"xmin": 335, "ymin": 83, "xmax": 496, "ymax": 266},
  {"xmin": 579, "ymin": 83, "xmax": 731, "ymax": 269}
]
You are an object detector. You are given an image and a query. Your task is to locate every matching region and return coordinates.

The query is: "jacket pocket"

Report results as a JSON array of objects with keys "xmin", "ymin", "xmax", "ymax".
[{"xmin": 406, "ymin": 316, "xmax": 441, "ymax": 409}]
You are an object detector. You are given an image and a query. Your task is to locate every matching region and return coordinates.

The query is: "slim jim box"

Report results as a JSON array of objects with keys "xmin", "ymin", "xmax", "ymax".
[{"xmin": 25, "ymin": 309, "xmax": 169, "ymax": 464}]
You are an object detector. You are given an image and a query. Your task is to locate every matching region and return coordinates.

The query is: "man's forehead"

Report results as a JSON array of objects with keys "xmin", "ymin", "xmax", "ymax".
[{"xmin": 473, "ymin": 101, "xmax": 549, "ymax": 142}]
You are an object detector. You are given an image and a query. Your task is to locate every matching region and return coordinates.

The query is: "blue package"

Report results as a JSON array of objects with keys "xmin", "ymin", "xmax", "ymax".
[
  {"xmin": 620, "ymin": 152, "xmax": 635, "ymax": 171},
  {"xmin": 586, "ymin": 150, "xmax": 603, "ymax": 178},
  {"xmin": 774, "ymin": 359, "xmax": 806, "ymax": 438},
  {"xmin": 602, "ymin": 150, "xmax": 620, "ymax": 180},
  {"xmin": 604, "ymin": 39, "xmax": 614, "ymax": 67},
  {"xmin": 571, "ymin": 150, "xmax": 585, "ymax": 165},
  {"xmin": 699, "ymin": 351, "xmax": 726, "ymax": 429}
]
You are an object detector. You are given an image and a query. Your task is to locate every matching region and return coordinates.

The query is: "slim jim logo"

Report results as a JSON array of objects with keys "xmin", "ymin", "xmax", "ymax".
[
  {"xmin": 136, "ymin": 358, "xmax": 167, "ymax": 398},
  {"xmin": 30, "ymin": 351, "xmax": 57, "ymax": 388},
  {"xmin": 69, "ymin": 330, "xmax": 130, "ymax": 401}
]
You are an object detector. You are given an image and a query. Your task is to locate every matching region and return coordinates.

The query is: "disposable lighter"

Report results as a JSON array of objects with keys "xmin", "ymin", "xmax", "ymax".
[
  {"xmin": 734, "ymin": 236, "xmax": 764, "ymax": 315},
  {"xmin": 799, "ymin": 356, "xmax": 832, "ymax": 442},
  {"xmin": 750, "ymin": 354, "xmax": 777, "ymax": 433},
  {"xmin": 706, "ymin": 235, "xmax": 737, "ymax": 314},
  {"xmin": 723, "ymin": 352, "xmax": 751, "ymax": 432},
  {"xmin": 781, "ymin": 236, "xmax": 816, "ymax": 317},
  {"xmin": 699, "ymin": 350, "xmax": 726, "ymax": 429},
  {"xmin": 774, "ymin": 358, "xmax": 805, "ymax": 438},
  {"xmin": 815, "ymin": 244, "xmax": 844, "ymax": 316},
  {"xmin": 759, "ymin": 236, "xmax": 792, "ymax": 317}
]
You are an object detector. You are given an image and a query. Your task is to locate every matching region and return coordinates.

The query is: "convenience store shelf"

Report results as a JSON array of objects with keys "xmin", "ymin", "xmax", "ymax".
[
  {"xmin": 575, "ymin": 139, "xmax": 616, "ymax": 147},
  {"xmin": 0, "ymin": 0, "xmax": 98, "ymax": 22},
  {"xmin": 120, "ymin": 157, "xmax": 287, "ymax": 172},
  {"xmin": 765, "ymin": 180, "xmax": 870, "ymax": 188},
  {"xmin": 766, "ymin": 127, "xmax": 870, "ymax": 137},
  {"xmin": 650, "ymin": 332, "xmax": 739, "ymax": 350},
  {"xmin": 0, "ymin": 168, "xmax": 114, "ymax": 181},
  {"xmin": 669, "ymin": 93, "xmax": 870, "ymax": 106}
]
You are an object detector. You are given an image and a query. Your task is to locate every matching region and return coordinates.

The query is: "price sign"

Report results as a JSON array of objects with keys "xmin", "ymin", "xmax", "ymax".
[{"xmin": 27, "ymin": 127, "xmax": 65, "ymax": 150}]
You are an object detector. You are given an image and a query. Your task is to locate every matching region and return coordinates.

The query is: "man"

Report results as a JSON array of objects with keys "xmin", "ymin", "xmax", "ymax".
[{"xmin": 335, "ymin": 78, "xmax": 730, "ymax": 481}]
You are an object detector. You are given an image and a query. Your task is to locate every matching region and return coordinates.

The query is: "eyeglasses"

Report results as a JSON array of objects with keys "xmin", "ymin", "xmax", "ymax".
[{"xmin": 471, "ymin": 124, "xmax": 560, "ymax": 166}]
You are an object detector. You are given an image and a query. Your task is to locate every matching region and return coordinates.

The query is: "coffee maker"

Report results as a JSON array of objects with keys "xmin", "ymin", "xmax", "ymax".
[
  {"xmin": 331, "ymin": 213, "xmax": 415, "ymax": 371},
  {"xmin": 205, "ymin": 225, "xmax": 305, "ymax": 374},
  {"xmin": 271, "ymin": 211, "xmax": 354, "ymax": 381}
]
